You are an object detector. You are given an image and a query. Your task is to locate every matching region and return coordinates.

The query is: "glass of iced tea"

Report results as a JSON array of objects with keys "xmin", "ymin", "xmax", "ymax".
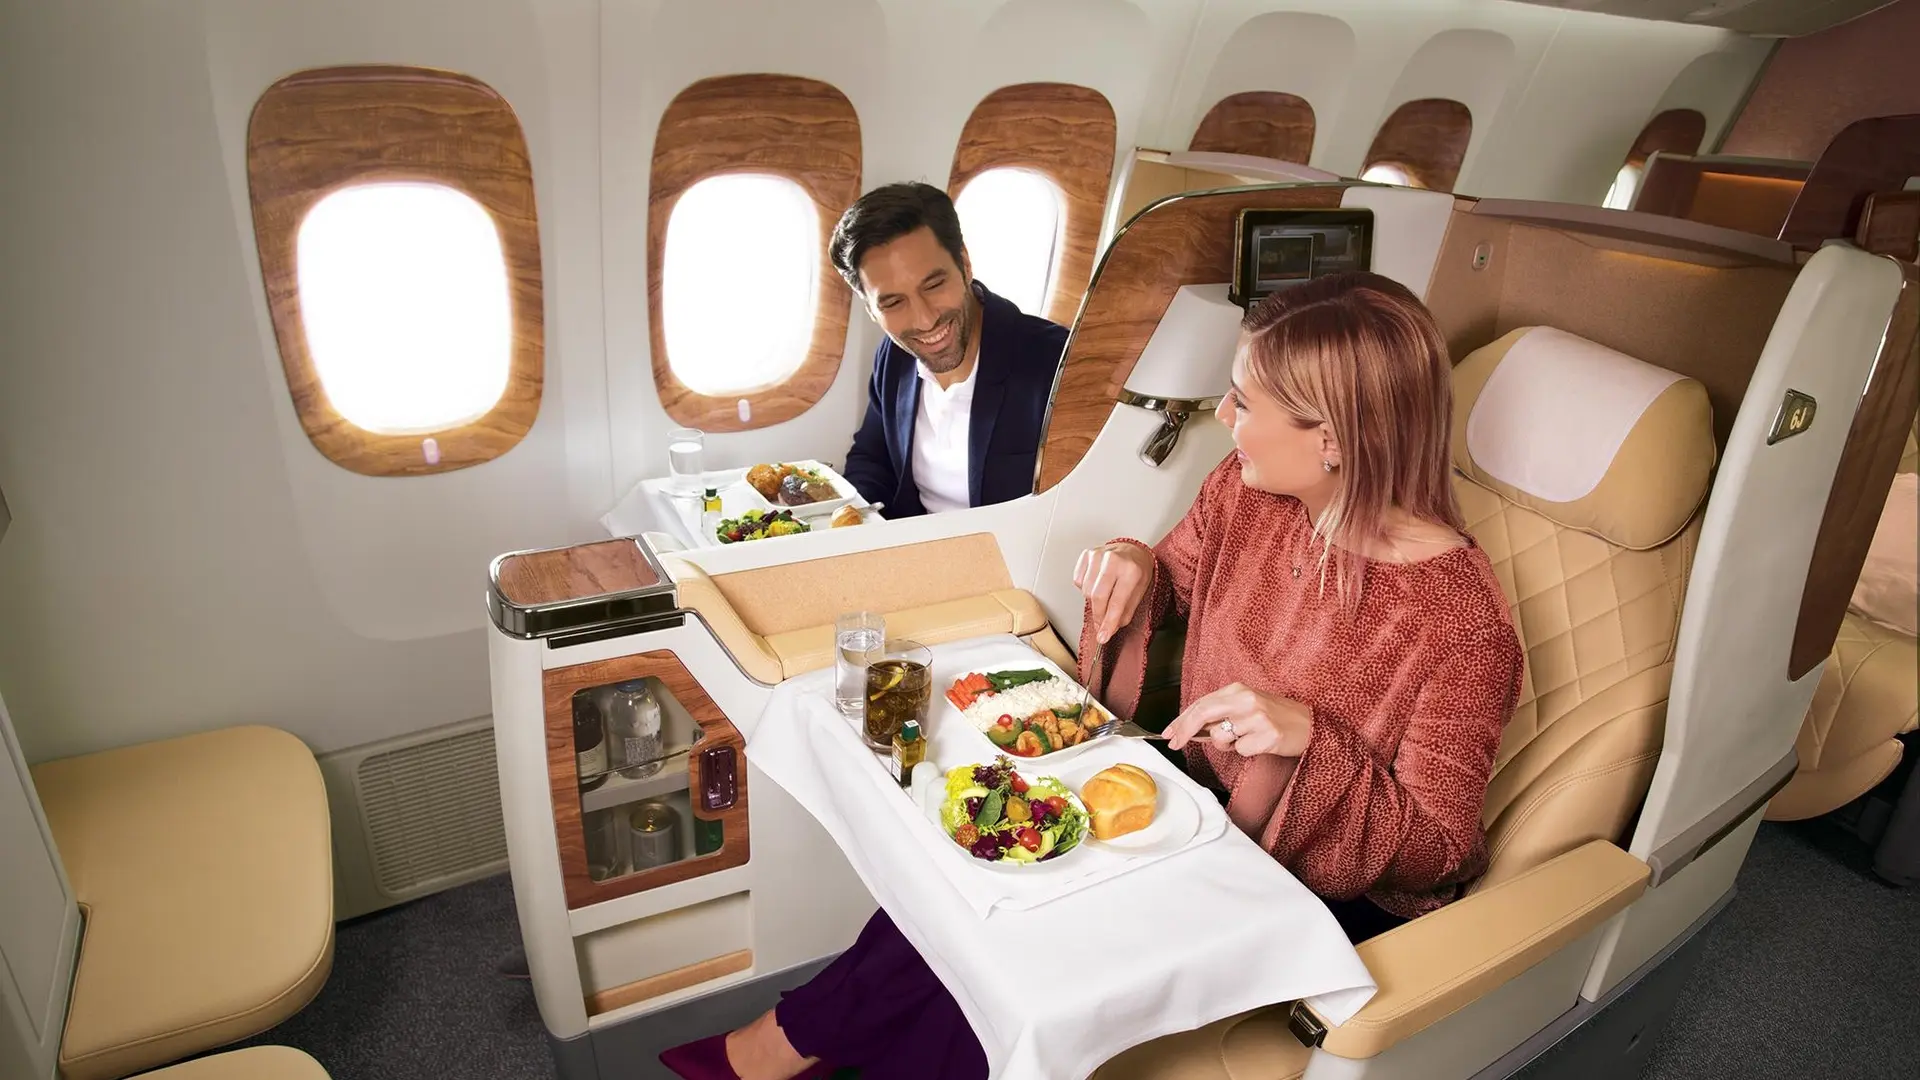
[{"xmin": 864, "ymin": 639, "xmax": 931, "ymax": 752}]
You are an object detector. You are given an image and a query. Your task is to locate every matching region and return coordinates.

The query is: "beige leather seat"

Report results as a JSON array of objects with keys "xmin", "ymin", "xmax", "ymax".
[
  {"xmin": 1096, "ymin": 325, "xmax": 1714, "ymax": 1078},
  {"xmin": 130, "ymin": 1047, "xmax": 330, "ymax": 1080},
  {"xmin": 31, "ymin": 726, "xmax": 334, "ymax": 1080},
  {"xmin": 1769, "ymin": 419, "xmax": 1919, "ymax": 821}
]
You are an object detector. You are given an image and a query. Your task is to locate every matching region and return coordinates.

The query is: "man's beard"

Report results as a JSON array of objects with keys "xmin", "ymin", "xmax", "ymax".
[{"xmin": 902, "ymin": 302, "xmax": 973, "ymax": 373}]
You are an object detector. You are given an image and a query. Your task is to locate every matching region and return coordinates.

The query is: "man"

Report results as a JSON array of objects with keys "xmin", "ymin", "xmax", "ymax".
[{"xmin": 832, "ymin": 182, "xmax": 1069, "ymax": 518}]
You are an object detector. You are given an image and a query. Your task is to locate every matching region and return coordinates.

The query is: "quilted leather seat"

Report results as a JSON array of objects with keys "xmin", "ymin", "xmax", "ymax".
[
  {"xmin": 1094, "ymin": 325, "xmax": 1713, "ymax": 1079},
  {"xmin": 1768, "ymin": 420, "xmax": 1919, "ymax": 821}
]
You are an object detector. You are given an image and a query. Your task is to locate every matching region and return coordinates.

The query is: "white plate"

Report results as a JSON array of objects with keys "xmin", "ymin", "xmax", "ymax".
[
  {"xmin": 918, "ymin": 767, "xmax": 1093, "ymax": 873},
  {"xmin": 740, "ymin": 459, "xmax": 857, "ymax": 519},
  {"xmin": 946, "ymin": 662, "xmax": 1110, "ymax": 768},
  {"xmin": 1055, "ymin": 756, "xmax": 1202, "ymax": 857}
]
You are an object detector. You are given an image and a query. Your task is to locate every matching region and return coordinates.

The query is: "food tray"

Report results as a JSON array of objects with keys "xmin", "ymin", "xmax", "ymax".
[
  {"xmin": 942, "ymin": 658, "xmax": 1113, "ymax": 767},
  {"xmin": 737, "ymin": 459, "xmax": 859, "ymax": 519}
]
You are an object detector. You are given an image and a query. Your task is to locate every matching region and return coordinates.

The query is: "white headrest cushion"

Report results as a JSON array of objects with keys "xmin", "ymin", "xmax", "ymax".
[
  {"xmin": 1452, "ymin": 327, "xmax": 1716, "ymax": 550},
  {"xmin": 1466, "ymin": 327, "xmax": 1685, "ymax": 503}
]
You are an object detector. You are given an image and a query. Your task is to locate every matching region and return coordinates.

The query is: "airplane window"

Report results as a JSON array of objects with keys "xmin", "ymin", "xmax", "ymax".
[
  {"xmin": 1361, "ymin": 162, "xmax": 1422, "ymax": 188},
  {"xmin": 296, "ymin": 182, "xmax": 512, "ymax": 435},
  {"xmin": 954, "ymin": 167, "xmax": 1064, "ymax": 318},
  {"xmin": 1604, "ymin": 163, "xmax": 1642, "ymax": 210},
  {"xmin": 662, "ymin": 173, "xmax": 821, "ymax": 396}
]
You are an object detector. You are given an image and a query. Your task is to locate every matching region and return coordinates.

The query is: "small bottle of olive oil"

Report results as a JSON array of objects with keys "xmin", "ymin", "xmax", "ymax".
[
  {"xmin": 700, "ymin": 486, "xmax": 722, "ymax": 541},
  {"xmin": 892, "ymin": 718, "xmax": 925, "ymax": 788}
]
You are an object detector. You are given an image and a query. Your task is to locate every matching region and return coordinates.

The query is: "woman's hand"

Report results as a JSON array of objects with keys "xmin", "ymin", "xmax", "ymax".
[
  {"xmin": 1165, "ymin": 683, "xmax": 1314, "ymax": 758},
  {"xmin": 1073, "ymin": 542, "xmax": 1154, "ymax": 644}
]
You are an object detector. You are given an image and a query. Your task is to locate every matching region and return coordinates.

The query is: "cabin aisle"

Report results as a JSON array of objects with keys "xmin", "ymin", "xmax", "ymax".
[
  {"xmin": 233, "ymin": 874, "xmax": 556, "ymax": 1080},
  {"xmin": 226, "ymin": 823, "xmax": 1918, "ymax": 1080},
  {"xmin": 1640, "ymin": 821, "xmax": 1920, "ymax": 1079}
]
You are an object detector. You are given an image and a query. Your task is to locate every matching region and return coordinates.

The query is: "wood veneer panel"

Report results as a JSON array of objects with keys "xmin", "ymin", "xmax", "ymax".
[
  {"xmin": 585, "ymin": 949, "xmax": 753, "ymax": 1016},
  {"xmin": 1856, "ymin": 192, "xmax": 1920, "ymax": 262},
  {"xmin": 1689, "ymin": 174, "xmax": 1804, "ymax": 237},
  {"xmin": 1790, "ymin": 263, "xmax": 1920, "ymax": 679},
  {"xmin": 1779, "ymin": 114, "xmax": 1920, "ymax": 250},
  {"xmin": 1363, "ymin": 99, "xmax": 1472, "ymax": 193},
  {"xmin": 246, "ymin": 65, "xmax": 543, "ymax": 477},
  {"xmin": 496, "ymin": 539, "xmax": 659, "ymax": 606},
  {"xmin": 950, "ymin": 83, "xmax": 1116, "ymax": 328},
  {"xmin": 546, "ymin": 651, "xmax": 749, "ymax": 910},
  {"xmin": 1188, "ymin": 92, "xmax": 1315, "ymax": 166},
  {"xmin": 1627, "ymin": 109, "xmax": 1706, "ymax": 167},
  {"xmin": 1034, "ymin": 185, "xmax": 1346, "ymax": 492},
  {"xmin": 649, "ymin": 75, "xmax": 861, "ymax": 431}
]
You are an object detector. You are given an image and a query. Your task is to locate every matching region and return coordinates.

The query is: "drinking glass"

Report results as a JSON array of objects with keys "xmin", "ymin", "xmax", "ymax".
[
  {"xmin": 666, "ymin": 427, "xmax": 705, "ymax": 495},
  {"xmin": 834, "ymin": 611, "xmax": 885, "ymax": 719},
  {"xmin": 864, "ymin": 639, "xmax": 932, "ymax": 753}
]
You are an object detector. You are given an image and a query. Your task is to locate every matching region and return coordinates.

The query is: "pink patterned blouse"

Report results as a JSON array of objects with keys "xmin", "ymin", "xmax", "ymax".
[{"xmin": 1087, "ymin": 456, "xmax": 1525, "ymax": 918}]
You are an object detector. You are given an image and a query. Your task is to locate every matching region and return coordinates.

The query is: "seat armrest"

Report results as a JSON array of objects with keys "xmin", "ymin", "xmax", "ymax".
[{"xmin": 1314, "ymin": 840, "xmax": 1649, "ymax": 1059}]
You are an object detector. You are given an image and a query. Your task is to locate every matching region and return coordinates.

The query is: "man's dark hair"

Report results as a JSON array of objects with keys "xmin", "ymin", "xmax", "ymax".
[{"xmin": 829, "ymin": 182, "xmax": 967, "ymax": 295}]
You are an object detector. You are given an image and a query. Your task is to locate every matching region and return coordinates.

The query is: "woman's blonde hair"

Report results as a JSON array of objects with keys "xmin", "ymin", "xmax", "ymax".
[{"xmin": 1240, "ymin": 271, "xmax": 1464, "ymax": 615}]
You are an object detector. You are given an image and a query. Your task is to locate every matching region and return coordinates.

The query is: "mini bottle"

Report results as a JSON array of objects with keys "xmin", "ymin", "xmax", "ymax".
[
  {"xmin": 891, "ymin": 718, "xmax": 925, "ymax": 788},
  {"xmin": 700, "ymin": 486, "xmax": 723, "ymax": 541},
  {"xmin": 607, "ymin": 679, "xmax": 664, "ymax": 779},
  {"xmin": 573, "ymin": 695, "xmax": 608, "ymax": 791}
]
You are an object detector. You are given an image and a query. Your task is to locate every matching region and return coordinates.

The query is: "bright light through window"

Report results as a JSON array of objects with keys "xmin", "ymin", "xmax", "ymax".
[
  {"xmin": 955, "ymin": 168, "xmax": 1063, "ymax": 317},
  {"xmin": 295, "ymin": 182, "xmax": 512, "ymax": 435},
  {"xmin": 1361, "ymin": 162, "xmax": 1421, "ymax": 188},
  {"xmin": 663, "ymin": 174, "xmax": 819, "ymax": 396},
  {"xmin": 1603, "ymin": 163, "xmax": 1642, "ymax": 211}
]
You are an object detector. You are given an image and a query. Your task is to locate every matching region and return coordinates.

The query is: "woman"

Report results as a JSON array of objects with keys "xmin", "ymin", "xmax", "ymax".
[{"xmin": 661, "ymin": 272, "xmax": 1525, "ymax": 1080}]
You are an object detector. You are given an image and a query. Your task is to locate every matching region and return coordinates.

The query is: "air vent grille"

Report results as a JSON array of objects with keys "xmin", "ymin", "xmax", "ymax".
[{"xmin": 356, "ymin": 727, "xmax": 507, "ymax": 896}]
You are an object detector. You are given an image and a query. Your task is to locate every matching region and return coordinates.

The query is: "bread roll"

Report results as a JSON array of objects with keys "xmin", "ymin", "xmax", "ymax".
[
  {"xmin": 831, "ymin": 505, "xmax": 864, "ymax": 528},
  {"xmin": 1080, "ymin": 763, "xmax": 1157, "ymax": 840}
]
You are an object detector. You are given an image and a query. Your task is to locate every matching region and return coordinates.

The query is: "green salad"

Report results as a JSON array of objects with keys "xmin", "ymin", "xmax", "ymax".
[
  {"xmin": 715, "ymin": 508, "xmax": 809, "ymax": 544},
  {"xmin": 939, "ymin": 755, "xmax": 1088, "ymax": 864}
]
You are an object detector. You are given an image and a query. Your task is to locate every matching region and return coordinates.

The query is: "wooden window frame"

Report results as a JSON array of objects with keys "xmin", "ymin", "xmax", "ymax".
[
  {"xmin": 247, "ymin": 65, "xmax": 543, "ymax": 477},
  {"xmin": 1362, "ymin": 98, "xmax": 1473, "ymax": 194},
  {"xmin": 950, "ymin": 83, "xmax": 1116, "ymax": 329},
  {"xmin": 1188, "ymin": 91, "xmax": 1316, "ymax": 165},
  {"xmin": 1626, "ymin": 109, "xmax": 1707, "ymax": 169},
  {"xmin": 648, "ymin": 74, "xmax": 861, "ymax": 432}
]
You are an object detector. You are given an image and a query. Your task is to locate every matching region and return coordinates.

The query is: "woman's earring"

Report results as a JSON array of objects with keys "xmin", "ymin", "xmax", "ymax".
[{"xmin": 1322, "ymin": 460, "xmax": 1335, "ymax": 473}]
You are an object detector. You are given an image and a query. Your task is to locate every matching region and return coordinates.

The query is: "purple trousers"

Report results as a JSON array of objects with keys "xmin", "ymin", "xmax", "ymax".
[{"xmin": 774, "ymin": 910, "xmax": 988, "ymax": 1080}]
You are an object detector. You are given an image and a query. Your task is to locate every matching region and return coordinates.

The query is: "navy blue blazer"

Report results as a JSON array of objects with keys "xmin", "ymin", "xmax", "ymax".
[{"xmin": 842, "ymin": 281, "xmax": 1069, "ymax": 518}]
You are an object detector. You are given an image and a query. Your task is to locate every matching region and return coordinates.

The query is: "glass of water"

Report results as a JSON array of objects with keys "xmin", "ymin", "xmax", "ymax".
[
  {"xmin": 667, "ymin": 427, "xmax": 705, "ymax": 494},
  {"xmin": 834, "ymin": 611, "xmax": 886, "ymax": 720}
]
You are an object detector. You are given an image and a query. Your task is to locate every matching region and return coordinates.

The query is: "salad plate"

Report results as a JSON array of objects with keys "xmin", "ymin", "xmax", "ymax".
[
  {"xmin": 922, "ymin": 756, "xmax": 1091, "ymax": 872},
  {"xmin": 943, "ymin": 663, "xmax": 1110, "ymax": 766}
]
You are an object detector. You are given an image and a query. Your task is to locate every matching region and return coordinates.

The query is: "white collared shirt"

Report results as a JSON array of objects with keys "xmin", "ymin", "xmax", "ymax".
[{"xmin": 910, "ymin": 359, "xmax": 977, "ymax": 514}]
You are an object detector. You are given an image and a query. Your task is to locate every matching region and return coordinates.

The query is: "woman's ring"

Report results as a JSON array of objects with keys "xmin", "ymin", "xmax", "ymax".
[{"xmin": 1218, "ymin": 720, "xmax": 1235, "ymax": 736}]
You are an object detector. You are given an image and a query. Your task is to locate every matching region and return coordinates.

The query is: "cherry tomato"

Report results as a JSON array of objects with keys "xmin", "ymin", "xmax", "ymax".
[
  {"xmin": 996, "ymin": 715, "xmax": 1014, "ymax": 728},
  {"xmin": 1016, "ymin": 827, "xmax": 1041, "ymax": 852},
  {"xmin": 1009, "ymin": 773, "xmax": 1029, "ymax": 795},
  {"xmin": 1044, "ymin": 796, "xmax": 1066, "ymax": 815}
]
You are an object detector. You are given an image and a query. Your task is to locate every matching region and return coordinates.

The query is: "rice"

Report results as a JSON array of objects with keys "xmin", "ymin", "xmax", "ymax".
[{"xmin": 959, "ymin": 677, "xmax": 1087, "ymax": 730}]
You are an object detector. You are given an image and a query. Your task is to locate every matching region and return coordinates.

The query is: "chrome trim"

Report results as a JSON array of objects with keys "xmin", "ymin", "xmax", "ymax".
[
  {"xmin": 1114, "ymin": 389, "xmax": 1223, "ymax": 414},
  {"xmin": 1116, "ymin": 389, "xmax": 1223, "ymax": 466}
]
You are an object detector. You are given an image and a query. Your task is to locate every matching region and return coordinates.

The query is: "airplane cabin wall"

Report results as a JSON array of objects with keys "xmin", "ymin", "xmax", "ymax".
[
  {"xmin": 1719, "ymin": 0, "xmax": 1920, "ymax": 161},
  {"xmin": 0, "ymin": 0, "xmax": 1770, "ymax": 766}
]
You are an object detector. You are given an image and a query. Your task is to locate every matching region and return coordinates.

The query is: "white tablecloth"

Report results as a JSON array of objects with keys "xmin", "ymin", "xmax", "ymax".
[{"xmin": 747, "ymin": 634, "xmax": 1377, "ymax": 1080}]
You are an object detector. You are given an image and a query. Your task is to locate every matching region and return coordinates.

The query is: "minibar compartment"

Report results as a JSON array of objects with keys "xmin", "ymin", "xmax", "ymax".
[{"xmin": 544, "ymin": 649, "xmax": 749, "ymax": 909}]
